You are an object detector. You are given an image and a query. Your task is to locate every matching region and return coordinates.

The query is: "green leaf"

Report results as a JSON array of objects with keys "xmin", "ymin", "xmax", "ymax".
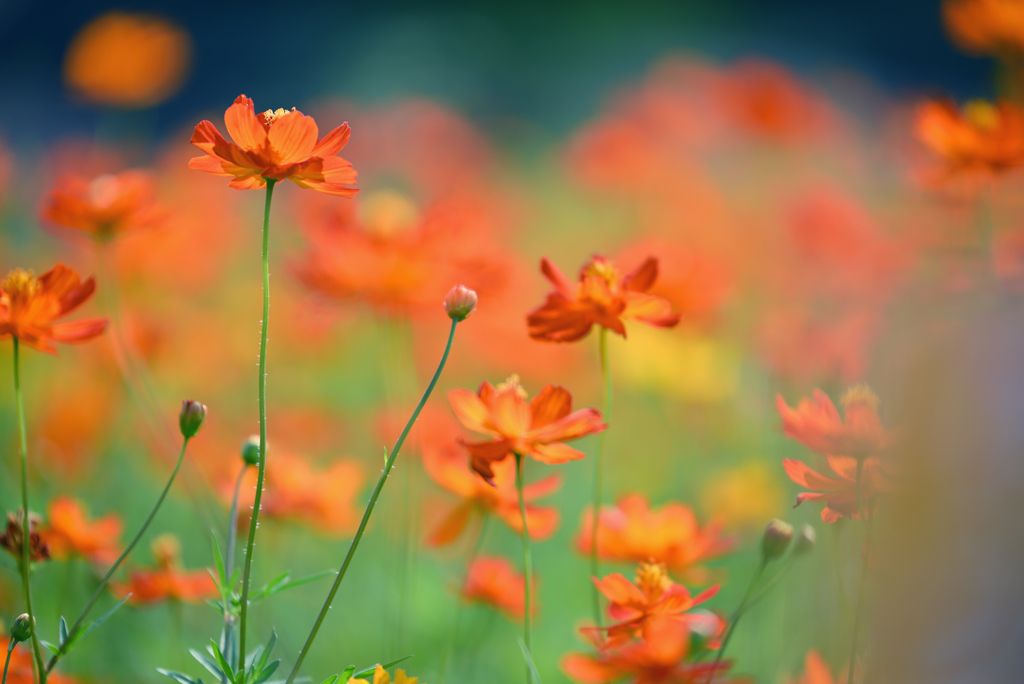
[
  {"xmin": 339, "ymin": 668, "xmax": 354, "ymax": 682},
  {"xmin": 212, "ymin": 531, "xmax": 227, "ymax": 584},
  {"xmin": 67, "ymin": 593, "xmax": 131, "ymax": 651},
  {"xmin": 252, "ymin": 570, "xmax": 335, "ymax": 602},
  {"xmin": 158, "ymin": 669, "xmax": 204, "ymax": 684},
  {"xmin": 210, "ymin": 639, "xmax": 237, "ymax": 684},
  {"xmin": 58, "ymin": 617, "xmax": 68, "ymax": 646},
  {"xmin": 352, "ymin": 655, "xmax": 413, "ymax": 679},
  {"xmin": 39, "ymin": 641, "xmax": 60, "ymax": 655},
  {"xmin": 318, "ymin": 675, "xmax": 340, "ymax": 684},
  {"xmin": 253, "ymin": 660, "xmax": 279, "ymax": 684},
  {"xmin": 191, "ymin": 648, "xmax": 228, "ymax": 683},
  {"xmin": 517, "ymin": 638, "xmax": 543, "ymax": 684},
  {"xmin": 257, "ymin": 631, "xmax": 277, "ymax": 672}
]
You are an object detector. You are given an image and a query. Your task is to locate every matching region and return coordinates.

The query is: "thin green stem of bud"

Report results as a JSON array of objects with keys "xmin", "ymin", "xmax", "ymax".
[
  {"xmin": 706, "ymin": 558, "xmax": 767, "ymax": 682},
  {"xmin": 239, "ymin": 178, "xmax": 276, "ymax": 670},
  {"xmin": 590, "ymin": 327, "xmax": 611, "ymax": 626},
  {"xmin": 846, "ymin": 458, "xmax": 870, "ymax": 684},
  {"xmin": 283, "ymin": 317, "xmax": 460, "ymax": 684},
  {"xmin": 3, "ymin": 637, "xmax": 15, "ymax": 684},
  {"xmin": 515, "ymin": 454, "xmax": 534, "ymax": 684}
]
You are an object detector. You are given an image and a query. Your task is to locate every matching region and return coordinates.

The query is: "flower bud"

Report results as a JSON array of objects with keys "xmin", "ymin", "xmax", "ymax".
[
  {"xmin": 179, "ymin": 400, "xmax": 207, "ymax": 438},
  {"xmin": 241, "ymin": 435, "xmax": 261, "ymax": 466},
  {"xmin": 793, "ymin": 524, "xmax": 816, "ymax": 555},
  {"xmin": 444, "ymin": 285, "xmax": 477, "ymax": 322},
  {"xmin": 11, "ymin": 613, "xmax": 33, "ymax": 642},
  {"xmin": 761, "ymin": 519, "xmax": 794, "ymax": 561}
]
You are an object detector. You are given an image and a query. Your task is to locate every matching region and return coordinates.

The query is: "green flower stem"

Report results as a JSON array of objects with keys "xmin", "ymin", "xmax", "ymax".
[
  {"xmin": 47, "ymin": 435, "xmax": 192, "ymax": 673},
  {"xmin": 13, "ymin": 339, "xmax": 46, "ymax": 684},
  {"xmin": 238, "ymin": 178, "xmax": 276, "ymax": 670},
  {"xmin": 3, "ymin": 637, "xmax": 15, "ymax": 684},
  {"xmin": 707, "ymin": 557, "xmax": 767, "ymax": 680},
  {"xmin": 846, "ymin": 459, "xmax": 870, "ymax": 684},
  {"xmin": 226, "ymin": 463, "xmax": 249, "ymax": 579},
  {"xmin": 589, "ymin": 327, "xmax": 611, "ymax": 626},
  {"xmin": 515, "ymin": 454, "xmax": 534, "ymax": 684},
  {"xmin": 283, "ymin": 317, "xmax": 460, "ymax": 684}
]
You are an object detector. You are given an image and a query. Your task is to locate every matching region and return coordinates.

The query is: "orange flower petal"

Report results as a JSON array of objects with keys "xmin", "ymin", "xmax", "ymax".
[
  {"xmin": 224, "ymin": 95, "xmax": 267, "ymax": 152},
  {"xmin": 268, "ymin": 110, "xmax": 319, "ymax": 165}
]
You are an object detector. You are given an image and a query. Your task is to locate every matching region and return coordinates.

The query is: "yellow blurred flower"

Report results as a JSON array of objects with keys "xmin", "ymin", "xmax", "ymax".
[
  {"xmin": 349, "ymin": 665, "xmax": 419, "ymax": 684},
  {"xmin": 701, "ymin": 461, "xmax": 784, "ymax": 530},
  {"xmin": 64, "ymin": 12, "xmax": 191, "ymax": 108},
  {"xmin": 610, "ymin": 325, "xmax": 740, "ymax": 403}
]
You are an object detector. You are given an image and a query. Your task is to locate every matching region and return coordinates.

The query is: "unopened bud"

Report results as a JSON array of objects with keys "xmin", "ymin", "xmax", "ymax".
[
  {"xmin": 179, "ymin": 400, "xmax": 207, "ymax": 438},
  {"xmin": 241, "ymin": 435, "xmax": 261, "ymax": 466},
  {"xmin": 793, "ymin": 524, "xmax": 816, "ymax": 555},
  {"xmin": 444, "ymin": 285, "xmax": 478, "ymax": 322},
  {"xmin": 761, "ymin": 519, "xmax": 794, "ymax": 561},
  {"xmin": 11, "ymin": 613, "xmax": 33, "ymax": 642}
]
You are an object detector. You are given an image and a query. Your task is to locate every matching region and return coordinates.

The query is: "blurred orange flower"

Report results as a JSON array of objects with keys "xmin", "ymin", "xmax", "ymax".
[
  {"xmin": 577, "ymin": 495, "xmax": 732, "ymax": 582},
  {"xmin": 424, "ymin": 441, "xmax": 561, "ymax": 546},
  {"xmin": 448, "ymin": 374, "xmax": 605, "ymax": 482},
  {"xmin": 915, "ymin": 99, "xmax": 1024, "ymax": 181},
  {"xmin": 0, "ymin": 265, "xmax": 107, "ymax": 353},
  {"xmin": 41, "ymin": 170, "xmax": 165, "ymax": 239},
  {"xmin": 231, "ymin": 451, "xmax": 365, "ymax": 535},
  {"xmin": 64, "ymin": 12, "xmax": 191, "ymax": 108},
  {"xmin": 461, "ymin": 555, "xmax": 531, "ymax": 619},
  {"xmin": 943, "ymin": 0, "xmax": 1024, "ymax": 56},
  {"xmin": 112, "ymin": 535, "xmax": 216, "ymax": 604},
  {"xmin": 189, "ymin": 95, "xmax": 358, "ymax": 195},
  {"xmin": 528, "ymin": 256, "xmax": 680, "ymax": 342},
  {"xmin": 776, "ymin": 386, "xmax": 890, "ymax": 459},
  {"xmin": 350, "ymin": 664, "xmax": 419, "ymax": 684},
  {"xmin": 786, "ymin": 649, "xmax": 850, "ymax": 684},
  {"xmin": 592, "ymin": 562, "xmax": 722, "ymax": 650},
  {"xmin": 41, "ymin": 497, "xmax": 122, "ymax": 568},
  {"xmin": 783, "ymin": 454, "xmax": 890, "ymax": 523},
  {"xmin": 3, "ymin": 644, "xmax": 78, "ymax": 684},
  {"xmin": 562, "ymin": 616, "xmax": 737, "ymax": 684}
]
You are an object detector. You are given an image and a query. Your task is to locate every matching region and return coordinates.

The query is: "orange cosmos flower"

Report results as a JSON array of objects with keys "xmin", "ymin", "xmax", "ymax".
[
  {"xmin": 591, "ymin": 562, "xmax": 722, "ymax": 650},
  {"xmin": 112, "ymin": 534, "xmax": 217, "ymax": 604},
  {"xmin": 915, "ymin": 99, "xmax": 1024, "ymax": 181},
  {"xmin": 424, "ymin": 441, "xmax": 561, "ymax": 546},
  {"xmin": 349, "ymin": 664, "xmax": 420, "ymax": 684},
  {"xmin": 528, "ymin": 256, "xmax": 680, "ymax": 342},
  {"xmin": 562, "ymin": 616, "xmax": 739, "ymax": 684},
  {"xmin": 0, "ymin": 265, "xmax": 107, "ymax": 353},
  {"xmin": 64, "ymin": 12, "xmax": 191, "ymax": 108},
  {"xmin": 447, "ymin": 374, "xmax": 606, "ymax": 482},
  {"xmin": 943, "ymin": 0, "xmax": 1024, "ymax": 56},
  {"xmin": 40, "ymin": 497, "xmax": 122, "ymax": 568},
  {"xmin": 577, "ymin": 495, "xmax": 733, "ymax": 582},
  {"xmin": 776, "ymin": 386, "xmax": 891, "ymax": 459},
  {"xmin": 461, "ymin": 555, "xmax": 532, "ymax": 619},
  {"xmin": 786, "ymin": 649, "xmax": 853, "ymax": 684},
  {"xmin": 189, "ymin": 95, "xmax": 358, "ymax": 195},
  {"xmin": 783, "ymin": 454, "xmax": 890, "ymax": 523},
  {"xmin": 41, "ymin": 170, "xmax": 166, "ymax": 239}
]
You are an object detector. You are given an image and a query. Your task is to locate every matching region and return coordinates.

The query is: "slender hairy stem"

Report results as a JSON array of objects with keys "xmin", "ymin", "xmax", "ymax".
[
  {"xmin": 440, "ymin": 514, "xmax": 490, "ymax": 683},
  {"xmin": 589, "ymin": 327, "xmax": 611, "ymax": 626},
  {"xmin": 226, "ymin": 464, "xmax": 249, "ymax": 579},
  {"xmin": 47, "ymin": 436, "xmax": 191, "ymax": 673},
  {"xmin": 515, "ymin": 454, "xmax": 534, "ymax": 684},
  {"xmin": 707, "ymin": 558, "xmax": 767, "ymax": 679},
  {"xmin": 3, "ymin": 638, "xmax": 15, "ymax": 684},
  {"xmin": 283, "ymin": 318, "xmax": 460, "ymax": 684},
  {"xmin": 13, "ymin": 339, "xmax": 46, "ymax": 684},
  {"xmin": 846, "ymin": 459, "xmax": 870, "ymax": 684},
  {"xmin": 239, "ymin": 178, "xmax": 276, "ymax": 669}
]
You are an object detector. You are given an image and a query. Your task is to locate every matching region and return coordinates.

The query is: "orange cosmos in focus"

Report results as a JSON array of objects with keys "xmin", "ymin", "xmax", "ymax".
[
  {"xmin": 64, "ymin": 12, "xmax": 191, "ymax": 108},
  {"xmin": 528, "ymin": 256, "xmax": 680, "ymax": 342},
  {"xmin": 461, "ymin": 556, "xmax": 531, "ymax": 620},
  {"xmin": 591, "ymin": 562, "xmax": 722, "ymax": 650},
  {"xmin": 0, "ymin": 265, "xmax": 107, "ymax": 353},
  {"xmin": 448, "ymin": 374, "xmax": 606, "ymax": 482},
  {"xmin": 915, "ymin": 99, "xmax": 1024, "ymax": 181},
  {"xmin": 189, "ymin": 95, "xmax": 357, "ymax": 196},
  {"xmin": 577, "ymin": 494, "xmax": 732, "ymax": 582},
  {"xmin": 41, "ymin": 170, "xmax": 166, "ymax": 240},
  {"xmin": 112, "ymin": 535, "xmax": 217, "ymax": 604},
  {"xmin": 783, "ymin": 454, "xmax": 890, "ymax": 523},
  {"xmin": 40, "ymin": 497, "xmax": 122, "ymax": 568},
  {"xmin": 776, "ymin": 385, "xmax": 890, "ymax": 459},
  {"xmin": 943, "ymin": 0, "xmax": 1024, "ymax": 56},
  {"xmin": 425, "ymin": 443, "xmax": 561, "ymax": 546},
  {"xmin": 562, "ymin": 616, "xmax": 737, "ymax": 684}
]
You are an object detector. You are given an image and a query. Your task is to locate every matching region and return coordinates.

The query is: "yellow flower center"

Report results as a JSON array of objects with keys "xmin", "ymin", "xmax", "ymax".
[
  {"xmin": 582, "ymin": 258, "xmax": 621, "ymax": 289},
  {"xmin": 965, "ymin": 100, "xmax": 1000, "ymax": 131},
  {"xmin": 840, "ymin": 383, "xmax": 879, "ymax": 412},
  {"xmin": 151, "ymin": 533, "xmax": 182, "ymax": 569},
  {"xmin": 635, "ymin": 560, "xmax": 670, "ymax": 600},
  {"xmin": 261, "ymin": 107, "xmax": 296, "ymax": 126},
  {"xmin": 2, "ymin": 269, "xmax": 40, "ymax": 298},
  {"xmin": 495, "ymin": 373, "xmax": 528, "ymax": 400}
]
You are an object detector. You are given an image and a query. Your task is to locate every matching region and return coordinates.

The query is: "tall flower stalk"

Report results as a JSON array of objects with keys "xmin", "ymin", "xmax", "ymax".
[
  {"xmin": 589, "ymin": 327, "xmax": 612, "ymax": 625},
  {"xmin": 846, "ymin": 460, "xmax": 872, "ymax": 684},
  {"xmin": 515, "ymin": 454, "xmax": 535, "ymax": 684},
  {"xmin": 238, "ymin": 178, "xmax": 276, "ymax": 668}
]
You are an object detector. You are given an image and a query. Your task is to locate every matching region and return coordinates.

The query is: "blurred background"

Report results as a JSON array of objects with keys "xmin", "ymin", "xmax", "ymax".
[{"xmin": 0, "ymin": 1, "xmax": 1021, "ymax": 684}]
